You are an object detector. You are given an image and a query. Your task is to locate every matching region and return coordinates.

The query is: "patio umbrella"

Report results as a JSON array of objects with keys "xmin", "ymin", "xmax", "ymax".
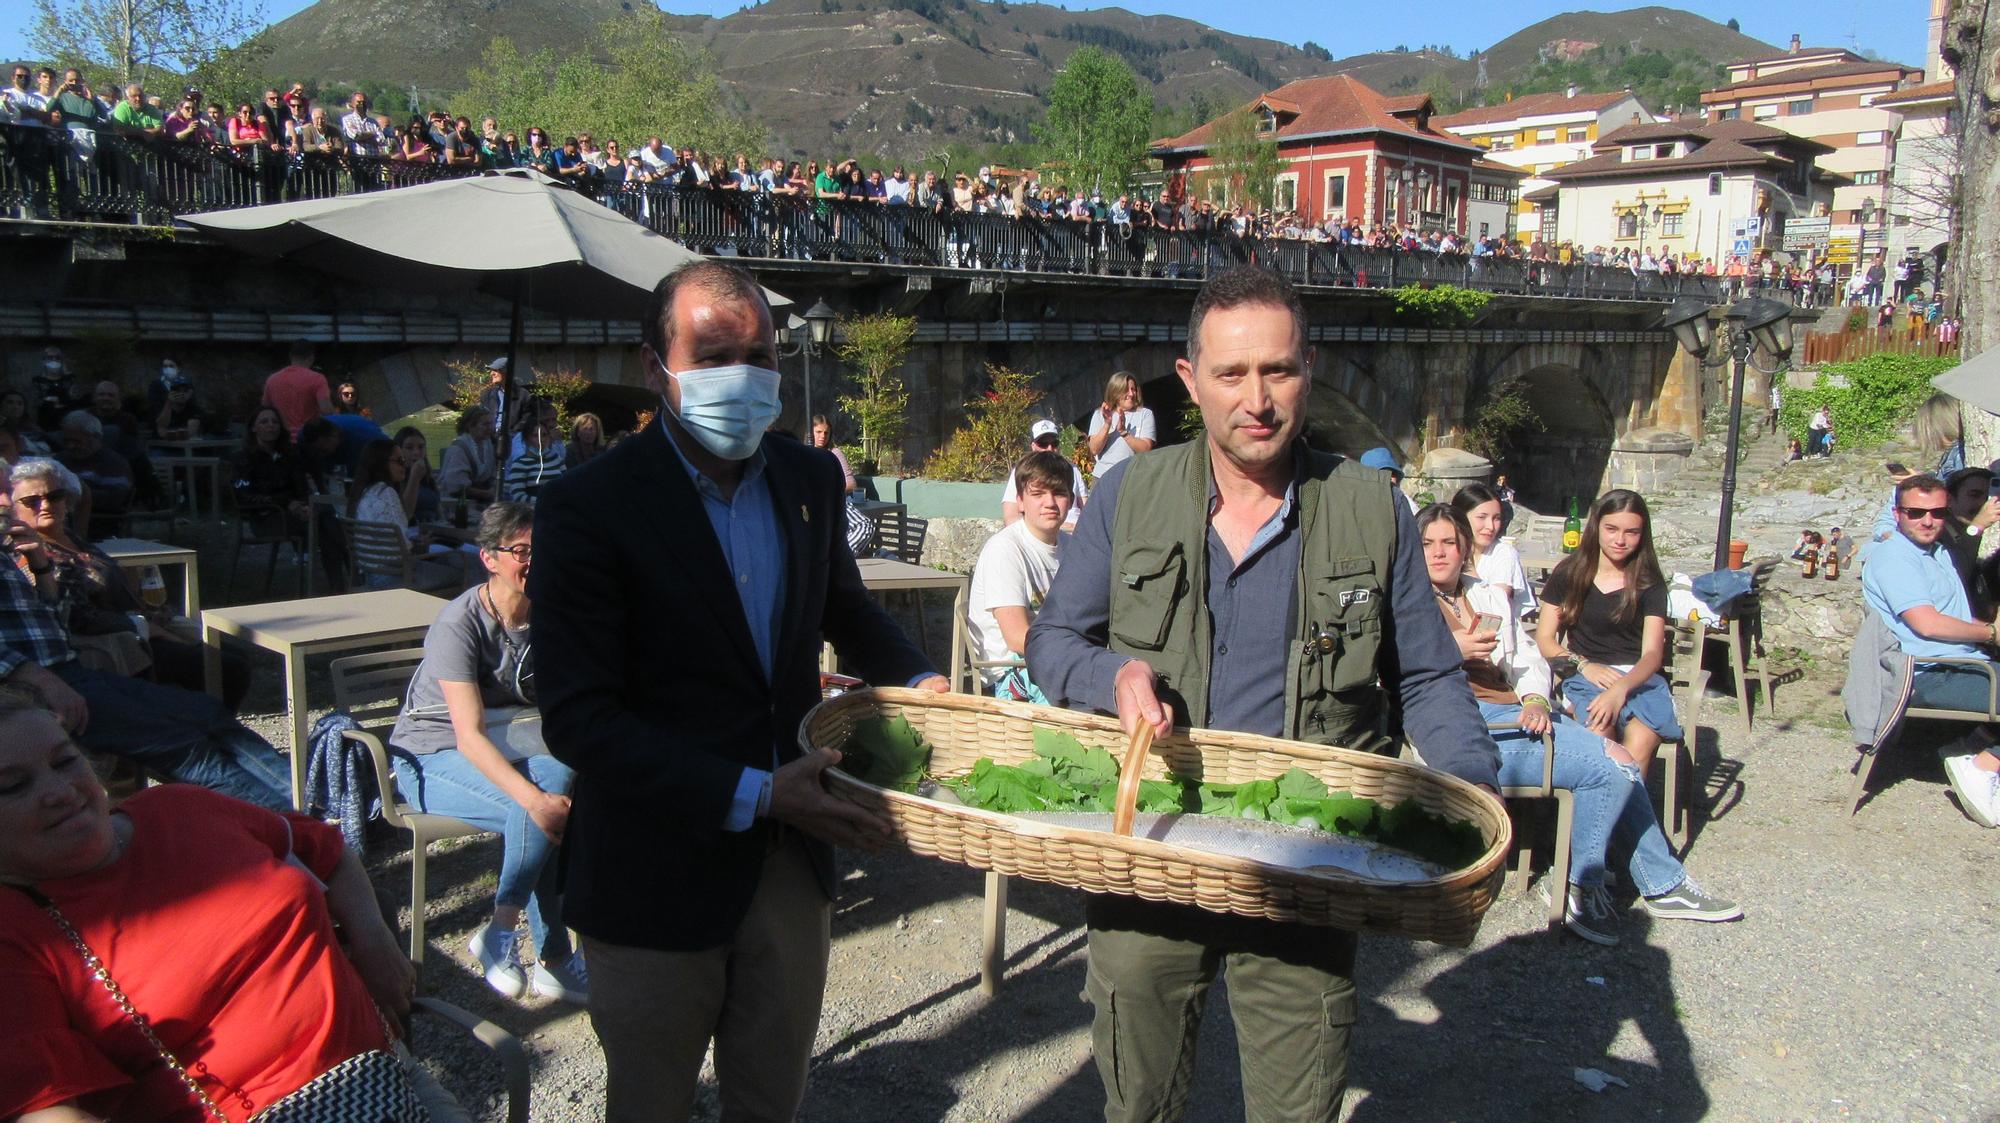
[
  {"xmin": 180, "ymin": 168, "xmax": 791, "ymax": 485},
  {"xmin": 1931, "ymin": 345, "xmax": 2000, "ymax": 417}
]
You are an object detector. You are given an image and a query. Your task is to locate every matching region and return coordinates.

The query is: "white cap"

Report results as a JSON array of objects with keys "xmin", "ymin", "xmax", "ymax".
[{"xmin": 1029, "ymin": 419, "xmax": 1059, "ymax": 441}]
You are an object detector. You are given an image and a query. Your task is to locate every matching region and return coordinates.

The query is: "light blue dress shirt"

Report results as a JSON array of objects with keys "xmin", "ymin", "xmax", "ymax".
[{"xmin": 661, "ymin": 424, "xmax": 785, "ymax": 830}]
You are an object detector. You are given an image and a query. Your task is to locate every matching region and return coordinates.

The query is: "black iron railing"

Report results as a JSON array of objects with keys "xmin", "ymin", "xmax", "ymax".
[{"xmin": 1, "ymin": 123, "xmax": 1725, "ymax": 304}]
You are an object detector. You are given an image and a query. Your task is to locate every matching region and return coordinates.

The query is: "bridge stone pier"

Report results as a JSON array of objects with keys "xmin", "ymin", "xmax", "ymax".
[{"xmin": 1, "ymin": 226, "xmax": 1717, "ymax": 507}]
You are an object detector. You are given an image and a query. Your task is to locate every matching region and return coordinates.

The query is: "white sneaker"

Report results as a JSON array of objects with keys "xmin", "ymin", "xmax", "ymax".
[
  {"xmin": 468, "ymin": 922, "xmax": 527, "ymax": 998},
  {"xmin": 1942, "ymin": 753, "xmax": 2000, "ymax": 829},
  {"xmin": 531, "ymin": 950, "xmax": 589, "ymax": 1004}
]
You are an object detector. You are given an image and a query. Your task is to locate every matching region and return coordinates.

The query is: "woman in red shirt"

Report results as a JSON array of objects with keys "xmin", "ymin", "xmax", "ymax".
[{"xmin": 0, "ymin": 696, "xmax": 416, "ymax": 1122}]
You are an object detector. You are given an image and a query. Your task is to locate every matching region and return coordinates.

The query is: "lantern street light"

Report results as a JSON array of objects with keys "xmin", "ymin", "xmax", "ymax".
[
  {"xmin": 1660, "ymin": 295, "xmax": 1796, "ymax": 569},
  {"xmin": 776, "ymin": 297, "xmax": 839, "ymax": 424}
]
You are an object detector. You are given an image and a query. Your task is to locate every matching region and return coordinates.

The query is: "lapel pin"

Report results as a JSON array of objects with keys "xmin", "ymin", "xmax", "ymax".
[{"xmin": 801, "ymin": 505, "xmax": 810, "ymax": 523}]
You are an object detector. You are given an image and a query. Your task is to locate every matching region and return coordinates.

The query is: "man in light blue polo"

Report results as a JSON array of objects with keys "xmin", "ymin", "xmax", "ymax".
[{"xmin": 1861, "ymin": 472, "xmax": 2000, "ymax": 827}]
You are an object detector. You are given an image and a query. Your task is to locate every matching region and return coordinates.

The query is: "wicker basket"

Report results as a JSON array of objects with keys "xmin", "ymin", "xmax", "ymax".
[{"xmin": 801, "ymin": 687, "xmax": 1513, "ymax": 947}]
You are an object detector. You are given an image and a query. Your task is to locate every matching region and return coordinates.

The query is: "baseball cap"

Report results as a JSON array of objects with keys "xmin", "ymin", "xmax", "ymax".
[
  {"xmin": 1029, "ymin": 419, "xmax": 1059, "ymax": 443},
  {"xmin": 1359, "ymin": 447, "xmax": 1404, "ymax": 476}
]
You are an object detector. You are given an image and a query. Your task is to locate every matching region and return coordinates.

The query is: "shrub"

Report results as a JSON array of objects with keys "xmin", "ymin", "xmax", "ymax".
[
  {"xmin": 922, "ymin": 364, "xmax": 1045, "ymax": 481},
  {"xmin": 1390, "ymin": 283, "xmax": 1491, "ymax": 327},
  {"xmin": 1777, "ymin": 352, "xmax": 1961, "ymax": 451}
]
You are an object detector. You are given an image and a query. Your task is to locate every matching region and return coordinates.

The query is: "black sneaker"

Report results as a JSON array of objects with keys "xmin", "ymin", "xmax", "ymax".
[
  {"xmin": 1564, "ymin": 882, "xmax": 1619, "ymax": 946},
  {"xmin": 1641, "ymin": 877, "xmax": 1743, "ymax": 922}
]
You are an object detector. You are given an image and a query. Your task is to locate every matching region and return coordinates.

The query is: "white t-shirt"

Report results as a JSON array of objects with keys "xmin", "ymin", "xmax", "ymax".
[
  {"xmin": 1001, "ymin": 464, "xmax": 1087, "ymax": 526},
  {"xmin": 967, "ymin": 520, "xmax": 1064, "ymax": 685},
  {"xmin": 1088, "ymin": 405, "xmax": 1157, "ymax": 475},
  {"xmin": 1475, "ymin": 537, "xmax": 1537, "ymax": 614}
]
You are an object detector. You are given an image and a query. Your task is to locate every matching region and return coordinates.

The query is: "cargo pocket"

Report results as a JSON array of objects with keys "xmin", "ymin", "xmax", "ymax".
[
  {"xmin": 1311, "ymin": 560, "xmax": 1385, "ymax": 692},
  {"xmin": 1111, "ymin": 544, "xmax": 1186, "ymax": 651},
  {"xmin": 1083, "ymin": 960, "xmax": 1125, "ymax": 1108}
]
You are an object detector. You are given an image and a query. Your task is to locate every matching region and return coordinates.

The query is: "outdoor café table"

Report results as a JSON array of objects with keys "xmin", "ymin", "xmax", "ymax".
[
  {"xmin": 852, "ymin": 498, "xmax": 907, "ymax": 523},
  {"xmin": 201, "ymin": 588, "xmax": 446, "ymax": 809},
  {"xmin": 96, "ymin": 537, "xmax": 201, "ymax": 616},
  {"xmin": 831, "ymin": 556, "xmax": 970, "ymax": 689}
]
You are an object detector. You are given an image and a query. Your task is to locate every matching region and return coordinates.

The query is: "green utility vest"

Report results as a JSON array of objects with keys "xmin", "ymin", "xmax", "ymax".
[{"xmin": 1106, "ymin": 440, "xmax": 1399, "ymax": 753}]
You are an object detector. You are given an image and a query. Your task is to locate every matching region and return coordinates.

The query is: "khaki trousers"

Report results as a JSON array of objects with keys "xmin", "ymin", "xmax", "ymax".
[
  {"xmin": 583, "ymin": 833, "xmax": 832, "ymax": 1123},
  {"xmin": 1083, "ymin": 896, "xmax": 1358, "ymax": 1123}
]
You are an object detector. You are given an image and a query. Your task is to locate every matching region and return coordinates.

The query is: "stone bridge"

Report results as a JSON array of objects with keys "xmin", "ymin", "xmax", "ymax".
[{"xmin": 0, "ymin": 222, "xmax": 1723, "ymax": 507}]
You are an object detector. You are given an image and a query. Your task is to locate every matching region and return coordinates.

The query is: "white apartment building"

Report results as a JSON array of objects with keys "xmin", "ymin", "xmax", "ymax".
[{"xmin": 1435, "ymin": 87, "xmax": 1655, "ymax": 240}]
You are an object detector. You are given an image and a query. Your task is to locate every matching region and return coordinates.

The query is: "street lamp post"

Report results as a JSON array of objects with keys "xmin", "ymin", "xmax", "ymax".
[
  {"xmin": 777, "ymin": 297, "xmax": 839, "ymax": 425},
  {"xmin": 1661, "ymin": 296, "xmax": 1797, "ymax": 570}
]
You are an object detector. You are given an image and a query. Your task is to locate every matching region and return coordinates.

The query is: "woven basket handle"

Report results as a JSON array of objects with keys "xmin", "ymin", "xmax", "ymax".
[{"xmin": 1110, "ymin": 723, "xmax": 1156, "ymax": 837}]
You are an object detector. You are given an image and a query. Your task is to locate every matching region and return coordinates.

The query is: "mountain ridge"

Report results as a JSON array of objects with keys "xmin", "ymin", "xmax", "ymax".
[{"xmin": 255, "ymin": 0, "xmax": 1776, "ymax": 160}]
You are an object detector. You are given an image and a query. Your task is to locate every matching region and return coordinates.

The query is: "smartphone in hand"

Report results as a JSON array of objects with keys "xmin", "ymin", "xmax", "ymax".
[
  {"xmin": 1475, "ymin": 613, "xmax": 1504, "ymax": 636},
  {"xmin": 1885, "ymin": 461, "xmax": 1909, "ymax": 476}
]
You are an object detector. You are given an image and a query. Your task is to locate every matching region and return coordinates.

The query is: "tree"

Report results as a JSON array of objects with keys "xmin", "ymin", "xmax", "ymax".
[
  {"xmin": 450, "ymin": 11, "xmax": 765, "ymax": 157},
  {"xmin": 1034, "ymin": 45, "xmax": 1154, "ymax": 196},
  {"xmin": 1199, "ymin": 106, "xmax": 1283, "ymax": 211},
  {"xmin": 1726, "ymin": 17, "xmax": 1741, "ymax": 31},
  {"xmin": 30, "ymin": 0, "xmax": 265, "ymax": 91},
  {"xmin": 833, "ymin": 313, "xmax": 918, "ymax": 471},
  {"xmin": 1943, "ymin": 0, "xmax": 2000, "ymax": 461},
  {"xmin": 1420, "ymin": 70, "xmax": 1461, "ymax": 115}
]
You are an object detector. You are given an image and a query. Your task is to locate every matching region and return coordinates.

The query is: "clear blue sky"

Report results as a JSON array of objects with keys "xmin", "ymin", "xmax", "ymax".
[{"xmin": 0, "ymin": 0, "xmax": 1934, "ymax": 78}]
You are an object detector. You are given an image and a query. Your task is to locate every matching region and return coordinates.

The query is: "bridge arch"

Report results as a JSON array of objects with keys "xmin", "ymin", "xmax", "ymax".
[{"xmin": 1492, "ymin": 362, "xmax": 1617, "ymax": 511}]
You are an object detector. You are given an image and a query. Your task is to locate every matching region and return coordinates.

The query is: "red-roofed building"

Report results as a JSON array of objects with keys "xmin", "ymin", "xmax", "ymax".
[
  {"xmin": 1148, "ymin": 74, "xmax": 1486, "ymax": 233},
  {"xmin": 1699, "ymin": 32, "xmax": 1923, "ymax": 248}
]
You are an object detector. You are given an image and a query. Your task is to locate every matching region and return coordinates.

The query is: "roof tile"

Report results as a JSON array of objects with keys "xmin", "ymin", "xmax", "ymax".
[
  {"xmin": 1152, "ymin": 74, "xmax": 1479, "ymax": 154},
  {"xmin": 1433, "ymin": 89, "xmax": 1633, "ymax": 129}
]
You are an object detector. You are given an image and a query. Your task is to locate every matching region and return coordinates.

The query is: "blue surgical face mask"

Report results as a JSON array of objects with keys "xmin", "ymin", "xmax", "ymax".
[{"xmin": 657, "ymin": 359, "xmax": 781, "ymax": 462}]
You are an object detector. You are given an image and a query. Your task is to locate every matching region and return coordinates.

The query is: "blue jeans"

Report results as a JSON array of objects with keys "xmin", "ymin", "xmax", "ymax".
[
  {"xmin": 1560, "ymin": 671, "xmax": 1683, "ymax": 741},
  {"xmin": 1482, "ymin": 701, "xmax": 1687, "ymax": 897},
  {"xmin": 394, "ymin": 748, "xmax": 576, "ymax": 961},
  {"xmin": 1911, "ymin": 664, "xmax": 2000, "ymax": 716},
  {"xmin": 55, "ymin": 661, "xmax": 291, "ymax": 811}
]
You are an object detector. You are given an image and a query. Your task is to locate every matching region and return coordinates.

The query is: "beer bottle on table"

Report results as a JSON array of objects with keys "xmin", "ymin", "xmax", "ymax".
[
  {"xmin": 1561, "ymin": 497, "xmax": 1582, "ymax": 553},
  {"xmin": 140, "ymin": 565, "xmax": 167, "ymax": 610},
  {"xmin": 1824, "ymin": 542, "xmax": 1840, "ymax": 580},
  {"xmin": 1802, "ymin": 545, "xmax": 1818, "ymax": 579}
]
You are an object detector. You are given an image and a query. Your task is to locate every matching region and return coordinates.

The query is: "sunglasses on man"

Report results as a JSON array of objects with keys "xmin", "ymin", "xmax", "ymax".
[{"xmin": 1899, "ymin": 505, "xmax": 1950, "ymax": 521}]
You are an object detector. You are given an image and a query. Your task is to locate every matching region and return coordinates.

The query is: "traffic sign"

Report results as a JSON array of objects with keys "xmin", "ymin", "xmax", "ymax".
[
  {"xmin": 1732, "ymin": 237, "xmax": 1753, "ymax": 256},
  {"xmin": 1824, "ymin": 235, "xmax": 1858, "ymax": 264}
]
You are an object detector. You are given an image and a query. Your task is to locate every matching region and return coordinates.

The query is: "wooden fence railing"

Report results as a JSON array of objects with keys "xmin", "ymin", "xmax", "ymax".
[{"xmin": 1800, "ymin": 326, "xmax": 1961, "ymax": 365}]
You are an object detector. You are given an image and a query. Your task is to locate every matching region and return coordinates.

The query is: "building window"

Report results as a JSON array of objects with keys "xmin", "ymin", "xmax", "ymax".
[
  {"xmin": 1536, "ymin": 128, "xmax": 1556, "ymax": 142},
  {"xmin": 1324, "ymin": 172, "xmax": 1347, "ymax": 214},
  {"xmin": 1567, "ymin": 127, "xmax": 1589, "ymax": 143},
  {"xmin": 1446, "ymin": 184, "xmax": 1460, "ymax": 222},
  {"xmin": 1661, "ymin": 212, "xmax": 1683, "ymax": 237},
  {"xmin": 1788, "ymin": 98, "xmax": 1813, "ymax": 115},
  {"xmin": 1854, "ymin": 170, "xmax": 1882, "ymax": 185},
  {"xmin": 1617, "ymin": 212, "xmax": 1638, "ymax": 239},
  {"xmin": 1631, "ymin": 147, "xmax": 1652, "ymax": 161},
  {"xmin": 1718, "ymin": 107, "xmax": 1740, "ymax": 120},
  {"xmin": 1753, "ymin": 103, "xmax": 1779, "ymax": 119},
  {"xmin": 1273, "ymin": 174, "xmax": 1297, "ymax": 213},
  {"xmin": 1479, "ymin": 222, "xmax": 1490, "ymax": 238},
  {"xmin": 1654, "ymin": 143, "xmax": 1676, "ymax": 159},
  {"xmin": 1708, "ymin": 172, "xmax": 1724, "ymax": 195},
  {"xmin": 1857, "ymin": 130, "xmax": 1885, "ymax": 145},
  {"xmin": 1259, "ymin": 109, "xmax": 1278, "ymax": 134},
  {"xmin": 1490, "ymin": 135, "xmax": 1514, "ymax": 151}
]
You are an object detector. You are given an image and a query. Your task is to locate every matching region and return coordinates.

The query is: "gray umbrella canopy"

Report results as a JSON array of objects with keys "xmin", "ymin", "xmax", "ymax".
[
  {"xmin": 1932, "ymin": 346, "xmax": 2000, "ymax": 418},
  {"xmin": 179, "ymin": 168, "xmax": 790, "ymax": 317}
]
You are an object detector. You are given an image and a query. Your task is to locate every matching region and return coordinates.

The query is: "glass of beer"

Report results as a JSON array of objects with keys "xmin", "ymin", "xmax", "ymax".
[{"xmin": 140, "ymin": 565, "xmax": 168, "ymax": 610}]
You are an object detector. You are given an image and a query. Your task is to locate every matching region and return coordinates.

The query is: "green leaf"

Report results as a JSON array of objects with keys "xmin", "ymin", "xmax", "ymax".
[
  {"xmin": 1134, "ymin": 779, "xmax": 1185, "ymax": 815},
  {"xmin": 842, "ymin": 716, "xmax": 929, "ymax": 792},
  {"xmin": 1323, "ymin": 795, "xmax": 1378, "ymax": 837},
  {"xmin": 1276, "ymin": 768, "xmax": 1328, "ymax": 801}
]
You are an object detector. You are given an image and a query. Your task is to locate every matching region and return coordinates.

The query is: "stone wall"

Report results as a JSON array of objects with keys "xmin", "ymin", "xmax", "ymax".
[{"xmin": 1605, "ymin": 428, "xmax": 1695, "ymax": 492}]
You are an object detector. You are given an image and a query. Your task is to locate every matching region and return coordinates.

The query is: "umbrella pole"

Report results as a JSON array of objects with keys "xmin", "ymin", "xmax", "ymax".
[{"xmin": 496, "ymin": 285, "xmax": 523, "ymax": 499}]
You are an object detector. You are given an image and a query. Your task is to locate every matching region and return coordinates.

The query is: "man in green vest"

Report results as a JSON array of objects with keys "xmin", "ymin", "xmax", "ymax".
[{"xmin": 1027, "ymin": 265, "xmax": 1499, "ymax": 1121}]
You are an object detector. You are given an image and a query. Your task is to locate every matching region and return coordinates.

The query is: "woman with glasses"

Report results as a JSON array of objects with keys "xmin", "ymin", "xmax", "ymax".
[
  {"xmin": 387, "ymin": 502, "xmax": 585, "ymax": 1004},
  {"xmin": 9, "ymin": 458, "xmax": 250, "ymax": 705}
]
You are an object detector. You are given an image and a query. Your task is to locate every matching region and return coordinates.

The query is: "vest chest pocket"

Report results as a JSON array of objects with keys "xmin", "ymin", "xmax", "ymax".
[
  {"xmin": 1310, "ymin": 559, "xmax": 1385, "ymax": 692},
  {"xmin": 1111, "ymin": 544, "xmax": 1187, "ymax": 651}
]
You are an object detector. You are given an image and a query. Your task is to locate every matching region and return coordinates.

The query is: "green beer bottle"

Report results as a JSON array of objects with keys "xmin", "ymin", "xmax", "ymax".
[{"xmin": 1561, "ymin": 496, "xmax": 1583, "ymax": 553}]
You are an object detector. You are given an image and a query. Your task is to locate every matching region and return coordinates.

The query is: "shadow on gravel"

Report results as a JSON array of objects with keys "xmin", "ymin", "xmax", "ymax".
[
  {"xmin": 1349, "ymin": 914, "xmax": 1708, "ymax": 1121},
  {"xmin": 1688, "ymin": 725, "xmax": 1746, "ymax": 845}
]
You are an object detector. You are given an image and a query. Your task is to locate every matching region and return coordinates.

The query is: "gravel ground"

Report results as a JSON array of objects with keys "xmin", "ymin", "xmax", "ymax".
[{"xmin": 175, "ymin": 487, "xmax": 1995, "ymax": 1122}]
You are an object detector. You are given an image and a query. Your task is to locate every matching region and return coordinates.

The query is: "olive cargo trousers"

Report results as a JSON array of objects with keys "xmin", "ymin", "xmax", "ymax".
[{"xmin": 1083, "ymin": 895, "xmax": 1359, "ymax": 1123}]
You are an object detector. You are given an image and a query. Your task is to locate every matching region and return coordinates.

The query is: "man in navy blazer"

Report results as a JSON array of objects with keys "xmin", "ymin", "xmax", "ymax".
[{"xmin": 532, "ymin": 261, "xmax": 946, "ymax": 1122}]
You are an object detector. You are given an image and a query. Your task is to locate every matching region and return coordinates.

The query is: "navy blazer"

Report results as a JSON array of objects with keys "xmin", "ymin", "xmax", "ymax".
[{"xmin": 531, "ymin": 419, "xmax": 935, "ymax": 951}]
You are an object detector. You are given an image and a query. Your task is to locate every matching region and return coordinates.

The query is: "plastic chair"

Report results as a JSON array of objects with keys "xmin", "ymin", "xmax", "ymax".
[
  {"xmin": 874, "ymin": 511, "xmax": 933, "ymax": 649},
  {"xmin": 227, "ymin": 497, "xmax": 307, "ymax": 600},
  {"xmin": 330, "ymin": 648, "xmax": 487, "ymax": 975},
  {"xmin": 1847, "ymin": 649, "xmax": 1999, "ymax": 814},
  {"xmin": 338, "ymin": 515, "xmax": 465, "ymax": 594},
  {"xmin": 1658, "ymin": 619, "xmax": 1710, "ymax": 849},
  {"xmin": 1492, "ymin": 721, "xmax": 1571, "ymax": 933}
]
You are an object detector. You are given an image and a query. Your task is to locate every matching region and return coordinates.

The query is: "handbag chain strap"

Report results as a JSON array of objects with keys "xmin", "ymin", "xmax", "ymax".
[{"xmin": 28, "ymin": 890, "xmax": 238, "ymax": 1121}]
